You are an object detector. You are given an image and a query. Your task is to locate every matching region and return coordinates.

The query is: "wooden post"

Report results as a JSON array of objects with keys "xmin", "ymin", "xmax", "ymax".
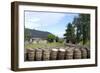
[
  {"xmin": 35, "ymin": 49, "xmax": 43, "ymax": 61},
  {"xmin": 58, "ymin": 48, "xmax": 66, "ymax": 60},
  {"xmin": 27, "ymin": 48, "xmax": 35, "ymax": 61},
  {"xmin": 50, "ymin": 49, "xmax": 58, "ymax": 60},
  {"xmin": 43, "ymin": 49, "xmax": 50, "ymax": 60},
  {"xmin": 74, "ymin": 48, "xmax": 81, "ymax": 59}
]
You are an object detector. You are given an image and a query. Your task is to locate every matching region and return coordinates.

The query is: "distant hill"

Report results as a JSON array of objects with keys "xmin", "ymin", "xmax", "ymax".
[{"xmin": 25, "ymin": 28, "xmax": 52, "ymax": 39}]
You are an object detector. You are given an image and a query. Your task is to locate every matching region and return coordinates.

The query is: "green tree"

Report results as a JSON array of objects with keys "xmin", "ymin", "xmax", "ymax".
[
  {"xmin": 79, "ymin": 14, "xmax": 90, "ymax": 44},
  {"xmin": 24, "ymin": 29, "xmax": 31, "ymax": 41},
  {"xmin": 64, "ymin": 23, "xmax": 76, "ymax": 43},
  {"xmin": 55, "ymin": 36, "xmax": 59, "ymax": 42},
  {"xmin": 72, "ymin": 17, "xmax": 82, "ymax": 43},
  {"xmin": 73, "ymin": 14, "xmax": 90, "ymax": 45},
  {"xmin": 47, "ymin": 34, "xmax": 56, "ymax": 43}
]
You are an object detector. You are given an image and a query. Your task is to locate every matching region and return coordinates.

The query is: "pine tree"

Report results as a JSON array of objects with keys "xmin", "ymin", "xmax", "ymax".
[
  {"xmin": 64, "ymin": 23, "xmax": 76, "ymax": 43},
  {"xmin": 72, "ymin": 14, "xmax": 90, "ymax": 45}
]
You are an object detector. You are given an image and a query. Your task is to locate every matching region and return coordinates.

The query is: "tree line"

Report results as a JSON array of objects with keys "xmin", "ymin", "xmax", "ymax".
[{"xmin": 64, "ymin": 14, "xmax": 90, "ymax": 45}]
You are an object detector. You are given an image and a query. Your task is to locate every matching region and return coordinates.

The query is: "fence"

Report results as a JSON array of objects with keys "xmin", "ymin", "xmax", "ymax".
[{"xmin": 24, "ymin": 44, "xmax": 90, "ymax": 61}]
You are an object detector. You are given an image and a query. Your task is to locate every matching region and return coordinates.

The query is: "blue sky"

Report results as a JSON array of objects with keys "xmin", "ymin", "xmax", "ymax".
[{"xmin": 25, "ymin": 11, "xmax": 79, "ymax": 38}]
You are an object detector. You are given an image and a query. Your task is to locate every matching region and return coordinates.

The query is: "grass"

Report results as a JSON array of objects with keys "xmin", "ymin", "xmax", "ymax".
[
  {"xmin": 25, "ymin": 42, "xmax": 65, "ymax": 49},
  {"xmin": 25, "ymin": 41, "xmax": 90, "ymax": 49},
  {"xmin": 78, "ymin": 40, "xmax": 90, "ymax": 47}
]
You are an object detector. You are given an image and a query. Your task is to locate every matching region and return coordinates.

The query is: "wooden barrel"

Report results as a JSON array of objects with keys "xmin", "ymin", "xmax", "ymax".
[
  {"xmin": 74, "ymin": 48, "xmax": 81, "ymax": 59},
  {"xmin": 58, "ymin": 48, "xmax": 66, "ymax": 60},
  {"xmin": 50, "ymin": 48, "xmax": 58, "ymax": 60},
  {"xmin": 64, "ymin": 47, "xmax": 69, "ymax": 50},
  {"xmin": 80, "ymin": 48, "xmax": 87, "ymax": 59},
  {"xmin": 43, "ymin": 49, "xmax": 51, "ymax": 60},
  {"xmin": 24, "ymin": 48, "xmax": 28, "ymax": 61},
  {"xmin": 27, "ymin": 48, "xmax": 35, "ymax": 61},
  {"xmin": 35, "ymin": 49, "xmax": 43, "ymax": 61},
  {"xmin": 65, "ymin": 47, "xmax": 74, "ymax": 59},
  {"xmin": 85, "ymin": 47, "xmax": 90, "ymax": 58}
]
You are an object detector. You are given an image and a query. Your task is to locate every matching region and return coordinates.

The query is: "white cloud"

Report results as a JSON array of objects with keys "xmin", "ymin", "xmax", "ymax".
[
  {"xmin": 29, "ymin": 18, "xmax": 40, "ymax": 22},
  {"xmin": 25, "ymin": 11, "xmax": 66, "ymax": 29},
  {"xmin": 53, "ymin": 31, "xmax": 65, "ymax": 38},
  {"xmin": 25, "ymin": 22, "xmax": 41, "ymax": 29}
]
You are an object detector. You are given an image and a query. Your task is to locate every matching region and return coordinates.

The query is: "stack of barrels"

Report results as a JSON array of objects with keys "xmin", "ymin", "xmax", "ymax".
[{"xmin": 25, "ymin": 46, "xmax": 90, "ymax": 61}]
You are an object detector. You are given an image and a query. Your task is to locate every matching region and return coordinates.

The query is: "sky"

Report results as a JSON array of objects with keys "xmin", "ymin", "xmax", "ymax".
[{"xmin": 25, "ymin": 11, "xmax": 79, "ymax": 38}]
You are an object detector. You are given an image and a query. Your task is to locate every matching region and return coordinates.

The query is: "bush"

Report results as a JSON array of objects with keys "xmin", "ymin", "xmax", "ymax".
[{"xmin": 47, "ymin": 34, "xmax": 56, "ymax": 43}]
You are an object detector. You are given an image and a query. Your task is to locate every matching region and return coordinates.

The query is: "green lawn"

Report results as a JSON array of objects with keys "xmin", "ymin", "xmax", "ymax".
[
  {"xmin": 78, "ymin": 40, "xmax": 90, "ymax": 47},
  {"xmin": 25, "ymin": 42, "xmax": 65, "ymax": 49}
]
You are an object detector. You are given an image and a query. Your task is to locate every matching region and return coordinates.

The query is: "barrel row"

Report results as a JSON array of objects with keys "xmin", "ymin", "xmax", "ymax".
[{"xmin": 24, "ymin": 47, "xmax": 90, "ymax": 61}]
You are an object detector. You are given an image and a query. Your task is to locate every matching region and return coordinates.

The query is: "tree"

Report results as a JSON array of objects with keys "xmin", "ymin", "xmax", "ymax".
[
  {"xmin": 72, "ymin": 17, "xmax": 82, "ymax": 43},
  {"xmin": 55, "ymin": 36, "xmax": 59, "ymax": 42},
  {"xmin": 64, "ymin": 23, "xmax": 76, "ymax": 43},
  {"xmin": 79, "ymin": 14, "xmax": 90, "ymax": 44},
  {"xmin": 24, "ymin": 29, "xmax": 31, "ymax": 41},
  {"xmin": 72, "ymin": 14, "xmax": 90, "ymax": 45},
  {"xmin": 47, "ymin": 34, "xmax": 56, "ymax": 43}
]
